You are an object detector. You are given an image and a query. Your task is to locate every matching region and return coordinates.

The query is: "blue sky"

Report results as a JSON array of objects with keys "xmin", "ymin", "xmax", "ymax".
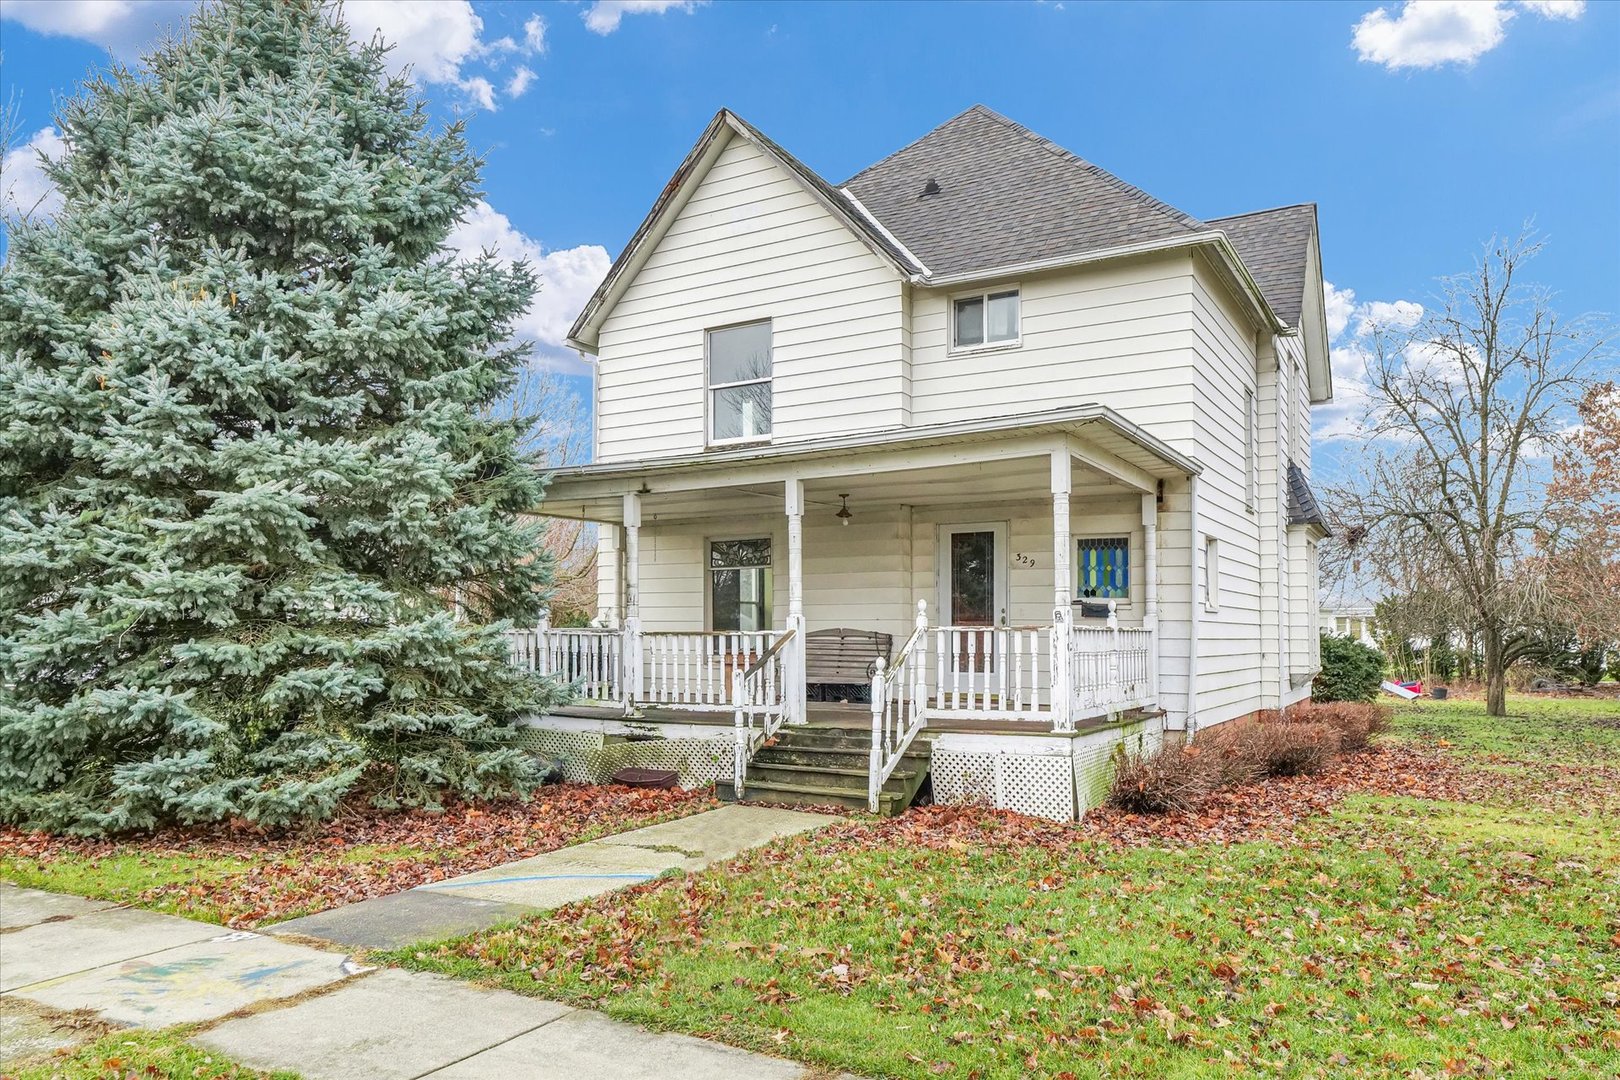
[{"xmin": 3, "ymin": 0, "xmax": 1617, "ymax": 474}]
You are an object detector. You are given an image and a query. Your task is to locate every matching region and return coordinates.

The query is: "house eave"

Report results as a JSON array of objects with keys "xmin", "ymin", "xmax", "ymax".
[
  {"xmin": 539, "ymin": 403, "xmax": 1202, "ymax": 518},
  {"xmin": 917, "ymin": 232, "xmax": 1288, "ymax": 335}
]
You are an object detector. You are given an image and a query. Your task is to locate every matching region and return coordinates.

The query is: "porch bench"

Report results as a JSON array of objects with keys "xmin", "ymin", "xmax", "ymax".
[{"xmin": 805, "ymin": 628, "xmax": 892, "ymax": 699}]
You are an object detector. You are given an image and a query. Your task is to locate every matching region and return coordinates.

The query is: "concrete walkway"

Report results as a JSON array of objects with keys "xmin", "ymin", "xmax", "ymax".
[
  {"xmin": 270, "ymin": 804, "xmax": 831, "ymax": 949},
  {"xmin": 1, "ymin": 806, "xmax": 848, "ymax": 1079}
]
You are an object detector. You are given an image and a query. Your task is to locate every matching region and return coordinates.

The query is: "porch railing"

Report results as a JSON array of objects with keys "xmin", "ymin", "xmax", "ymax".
[
  {"xmin": 731, "ymin": 628, "xmax": 797, "ymax": 797},
  {"xmin": 508, "ymin": 621, "xmax": 625, "ymax": 705},
  {"xmin": 868, "ymin": 602, "xmax": 931, "ymax": 812},
  {"xmin": 643, "ymin": 630, "xmax": 779, "ymax": 710},
  {"xmin": 929, "ymin": 623, "xmax": 1053, "ymax": 718}
]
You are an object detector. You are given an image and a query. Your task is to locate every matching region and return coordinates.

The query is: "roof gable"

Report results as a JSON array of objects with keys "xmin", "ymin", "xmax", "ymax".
[
  {"xmin": 842, "ymin": 105, "xmax": 1209, "ymax": 280},
  {"xmin": 567, "ymin": 110, "xmax": 919, "ymax": 353},
  {"xmin": 1208, "ymin": 204, "xmax": 1315, "ymax": 327}
]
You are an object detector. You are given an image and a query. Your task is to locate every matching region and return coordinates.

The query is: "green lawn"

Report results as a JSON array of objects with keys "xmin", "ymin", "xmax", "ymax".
[
  {"xmin": 8, "ymin": 1027, "xmax": 299, "ymax": 1080},
  {"xmin": 386, "ymin": 695, "xmax": 1620, "ymax": 1079}
]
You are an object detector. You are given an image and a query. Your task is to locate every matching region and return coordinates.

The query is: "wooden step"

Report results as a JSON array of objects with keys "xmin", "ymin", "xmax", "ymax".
[{"xmin": 716, "ymin": 777, "xmax": 906, "ymax": 814}]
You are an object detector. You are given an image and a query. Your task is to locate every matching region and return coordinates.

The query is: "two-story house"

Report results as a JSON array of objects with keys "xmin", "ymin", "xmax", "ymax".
[{"xmin": 508, "ymin": 106, "xmax": 1331, "ymax": 820}]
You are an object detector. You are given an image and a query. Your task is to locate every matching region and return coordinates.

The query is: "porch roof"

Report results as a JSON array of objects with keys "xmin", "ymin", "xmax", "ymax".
[{"xmin": 539, "ymin": 403, "xmax": 1199, "ymax": 524}]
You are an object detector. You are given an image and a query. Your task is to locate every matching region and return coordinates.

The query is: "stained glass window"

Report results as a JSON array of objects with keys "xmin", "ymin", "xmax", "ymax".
[{"xmin": 1075, "ymin": 537, "xmax": 1129, "ymax": 600}]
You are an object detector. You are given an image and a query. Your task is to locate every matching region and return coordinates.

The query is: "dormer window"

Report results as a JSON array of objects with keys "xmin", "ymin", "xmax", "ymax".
[
  {"xmin": 708, "ymin": 320, "xmax": 772, "ymax": 445},
  {"xmin": 951, "ymin": 288, "xmax": 1020, "ymax": 350}
]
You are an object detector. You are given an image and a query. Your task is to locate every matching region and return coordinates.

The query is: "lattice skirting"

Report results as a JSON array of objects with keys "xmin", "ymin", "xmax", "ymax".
[
  {"xmin": 930, "ymin": 749, "xmax": 1076, "ymax": 821},
  {"xmin": 514, "ymin": 726, "xmax": 732, "ymax": 789},
  {"xmin": 930, "ymin": 714, "xmax": 1165, "ymax": 823}
]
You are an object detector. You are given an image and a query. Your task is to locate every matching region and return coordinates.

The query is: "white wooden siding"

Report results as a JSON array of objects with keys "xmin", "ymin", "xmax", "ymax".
[{"xmin": 594, "ymin": 134, "xmax": 906, "ymax": 463}]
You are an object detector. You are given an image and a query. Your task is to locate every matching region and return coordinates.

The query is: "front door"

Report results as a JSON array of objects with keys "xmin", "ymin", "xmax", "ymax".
[{"xmin": 938, "ymin": 523, "xmax": 1008, "ymax": 670}]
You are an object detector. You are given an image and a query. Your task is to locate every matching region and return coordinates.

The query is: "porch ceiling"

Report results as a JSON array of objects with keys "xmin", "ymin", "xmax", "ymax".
[{"xmin": 539, "ymin": 403, "xmax": 1198, "ymax": 524}]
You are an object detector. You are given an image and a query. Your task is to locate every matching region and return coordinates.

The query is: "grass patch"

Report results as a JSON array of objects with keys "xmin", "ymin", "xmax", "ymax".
[
  {"xmin": 384, "ymin": 694, "xmax": 1620, "ymax": 1078},
  {"xmin": 1390, "ymin": 694, "xmax": 1620, "ymax": 760},
  {"xmin": 8, "ymin": 1027, "xmax": 299, "ymax": 1079}
]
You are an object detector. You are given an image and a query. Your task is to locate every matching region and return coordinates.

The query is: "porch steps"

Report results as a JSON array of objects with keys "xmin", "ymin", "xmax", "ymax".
[{"xmin": 717, "ymin": 726, "xmax": 930, "ymax": 816}]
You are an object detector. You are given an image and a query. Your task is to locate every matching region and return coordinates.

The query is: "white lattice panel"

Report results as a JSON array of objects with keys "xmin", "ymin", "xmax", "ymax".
[
  {"xmin": 930, "ymin": 749, "xmax": 1075, "ymax": 822},
  {"xmin": 515, "ymin": 728, "xmax": 603, "ymax": 784},
  {"xmin": 598, "ymin": 737, "xmax": 733, "ymax": 789},
  {"xmin": 996, "ymin": 754, "xmax": 1075, "ymax": 821}
]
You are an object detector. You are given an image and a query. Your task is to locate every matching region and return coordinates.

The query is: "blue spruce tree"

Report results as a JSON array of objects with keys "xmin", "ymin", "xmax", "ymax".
[{"xmin": 0, "ymin": 0, "xmax": 564, "ymax": 834}]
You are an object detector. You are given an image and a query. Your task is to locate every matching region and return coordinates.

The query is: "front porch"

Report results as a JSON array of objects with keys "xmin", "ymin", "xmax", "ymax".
[{"xmin": 513, "ymin": 407, "xmax": 1195, "ymax": 816}]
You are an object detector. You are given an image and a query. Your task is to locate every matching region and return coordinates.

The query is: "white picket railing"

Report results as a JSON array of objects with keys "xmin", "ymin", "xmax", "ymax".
[
  {"xmin": 869, "ymin": 602, "xmax": 930, "ymax": 811},
  {"xmin": 643, "ymin": 630, "xmax": 780, "ymax": 710},
  {"xmin": 731, "ymin": 629, "xmax": 798, "ymax": 796},
  {"xmin": 1070, "ymin": 622, "xmax": 1155, "ymax": 716},
  {"xmin": 928, "ymin": 623, "xmax": 1052, "ymax": 719},
  {"xmin": 508, "ymin": 621, "xmax": 626, "ymax": 706}
]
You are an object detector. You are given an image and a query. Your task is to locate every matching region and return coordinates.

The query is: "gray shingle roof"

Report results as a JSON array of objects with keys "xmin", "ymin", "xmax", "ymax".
[
  {"xmin": 1287, "ymin": 462, "xmax": 1329, "ymax": 531},
  {"xmin": 1209, "ymin": 204, "xmax": 1317, "ymax": 328},
  {"xmin": 842, "ymin": 105, "xmax": 1210, "ymax": 279}
]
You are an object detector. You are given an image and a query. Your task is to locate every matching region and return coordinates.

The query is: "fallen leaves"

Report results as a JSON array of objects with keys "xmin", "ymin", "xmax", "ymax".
[{"xmin": 0, "ymin": 784, "xmax": 714, "ymax": 928}]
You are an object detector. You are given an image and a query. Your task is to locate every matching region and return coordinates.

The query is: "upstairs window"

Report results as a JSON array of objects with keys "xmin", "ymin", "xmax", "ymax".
[
  {"xmin": 1075, "ymin": 536, "xmax": 1130, "ymax": 601},
  {"xmin": 708, "ymin": 321, "xmax": 772, "ymax": 444},
  {"xmin": 710, "ymin": 538, "xmax": 772, "ymax": 632},
  {"xmin": 952, "ymin": 288, "xmax": 1020, "ymax": 350}
]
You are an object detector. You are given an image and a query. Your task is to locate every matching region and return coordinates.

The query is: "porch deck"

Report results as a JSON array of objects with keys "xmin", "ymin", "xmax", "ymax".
[{"xmin": 552, "ymin": 701, "xmax": 1151, "ymax": 738}]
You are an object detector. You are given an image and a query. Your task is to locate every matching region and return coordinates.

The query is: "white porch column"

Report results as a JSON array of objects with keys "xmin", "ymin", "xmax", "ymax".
[
  {"xmin": 1141, "ymin": 490, "xmax": 1161, "ymax": 712},
  {"xmin": 1050, "ymin": 449, "xmax": 1073, "ymax": 733},
  {"xmin": 621, "ymin": 493, "xmax": 642, "ymax": 708},
  {"xmin": 784, "ymin": 478, "xmax": 807, "ymax": 725}
]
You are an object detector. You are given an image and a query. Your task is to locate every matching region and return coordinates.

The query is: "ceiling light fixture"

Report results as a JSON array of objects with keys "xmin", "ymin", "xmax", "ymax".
[{"xmin": 836, "ymin": 494, "xmax": 853, "ymax": 526}]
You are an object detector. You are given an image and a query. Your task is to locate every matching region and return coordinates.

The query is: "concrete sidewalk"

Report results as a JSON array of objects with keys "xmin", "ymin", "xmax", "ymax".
[
  {"xmin": 0, "ymin": 883, "xmax": 850, "ymax": 1079},
  {"xmin": 270, "ymin": 803, "xmax": 832, "ymax": 949},
  {"xmin": 2, "ymin": 805, "xmax": 848, "ymax": 1078}
]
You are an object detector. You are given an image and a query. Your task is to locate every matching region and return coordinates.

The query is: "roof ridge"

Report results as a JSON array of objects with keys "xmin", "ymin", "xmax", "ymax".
[
  {"xmin": 963, "ymin": 105, "xmax": 1208, "ymax": 235},
  {"xmin": 1209, "ymin": 202, "xmax": 1317, "ymax": 224}
]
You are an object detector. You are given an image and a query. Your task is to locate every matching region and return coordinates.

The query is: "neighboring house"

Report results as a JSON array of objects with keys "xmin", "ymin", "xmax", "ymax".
[
  {"xmin": 1322, "ymin": 596, "xmax": 1378, "ymax": 647},
  {"xmin": 510, "ymin": 106, "xmax": 1332, "ymax": 819}
]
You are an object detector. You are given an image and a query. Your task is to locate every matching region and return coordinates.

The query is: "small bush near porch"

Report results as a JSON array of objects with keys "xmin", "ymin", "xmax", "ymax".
[
  {"xmin": 385, "ymin": 695, "xmax": 1619, "ymax": 1078},
  {"xmin": 0, "ymin": 785, "xmax": 712, "ymax": 930}
]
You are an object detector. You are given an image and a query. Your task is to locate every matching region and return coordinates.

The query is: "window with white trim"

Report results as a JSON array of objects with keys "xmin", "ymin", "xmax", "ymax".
[
  {"xmin": 951, "ymin": 288, "xmax": 1020, "ymax": 349},
  {"xmin": 707, "ymin": 321, "xmax": 772, "ymax": 444},
  {"xmin": 1203, "ymin": 536, "xmax": 1221, "ymax": 611},
  {"xmin": 1244, "ymin": 386, "xmax": 1256, "ymax": 512},
  {"xmin": 1074, "ymin": 536, "xmax": 1130, "ymax": 601},
  {"xmin": 710, "ymin": 538, "xmax": 772, "ymax": 632}
]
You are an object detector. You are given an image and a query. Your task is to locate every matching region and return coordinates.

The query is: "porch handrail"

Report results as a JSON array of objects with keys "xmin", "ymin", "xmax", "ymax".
[
  {"xmin": 508, "ymin": 618, "xmax": 626, "ymax": 709},
  {"xmin": 642, "ymin": 629, "xmax": 781, "ymax": 710},
  {"xmin": 731, "ymin": 627, "xmax": 798, "ymax": 797},
  {"xmin": 869, "ymin": 601, "xmax": 930, "ymax": 813}
]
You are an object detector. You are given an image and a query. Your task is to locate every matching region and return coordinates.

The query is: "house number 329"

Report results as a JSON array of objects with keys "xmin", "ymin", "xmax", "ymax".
[{"xmin": 1014, "ymin": 553, "xmax": 1037, "ymax": 567}]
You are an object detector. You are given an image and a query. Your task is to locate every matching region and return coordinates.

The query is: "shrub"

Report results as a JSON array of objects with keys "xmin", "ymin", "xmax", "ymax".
[
  {"xmin": 1250, "ymin": 721, "xmax": 1341, "ymax": 776},
  {"xmin": 1314, "ymin": 633, "xmax": 1386, "ymax": 702},
  {"xmin": 1191, "ymin": 722, "xmax": 1268, "ymax": 787},
  {"xmin": 1283, "ymin": 701, "xmax": 1390, "ymax": 752},
  {"xmin": 1107, "ymin": 743, "xmax": 1217, "ymax": 814}
]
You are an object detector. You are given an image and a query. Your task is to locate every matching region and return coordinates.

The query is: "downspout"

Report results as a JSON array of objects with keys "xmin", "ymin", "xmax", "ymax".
[{"xmin": 1187, "ymin": 474, "xmax": 1200, "ymax": 736}]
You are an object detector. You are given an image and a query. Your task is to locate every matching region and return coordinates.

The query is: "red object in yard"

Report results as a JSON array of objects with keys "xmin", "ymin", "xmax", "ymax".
[
  {"xmin": 610, "ymin": 767, "xmax": 679, "ymax": 789},
  {"xmin": 1399, "ymin": 680, "xmax": 1422, "ymax": 695}
]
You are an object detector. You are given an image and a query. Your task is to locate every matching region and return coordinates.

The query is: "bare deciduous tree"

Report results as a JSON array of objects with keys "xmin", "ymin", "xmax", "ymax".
[
  {"xmin": 1538, "ymin": 381, "xmax": 1620, "ymax": 644},
  {"xmin": 1330, "ymin": 234, "xmax": 1611, "ymax": 715},
  {"xmin": 485, "ymin": 361, "xmax": 599, "ymax": 623}
]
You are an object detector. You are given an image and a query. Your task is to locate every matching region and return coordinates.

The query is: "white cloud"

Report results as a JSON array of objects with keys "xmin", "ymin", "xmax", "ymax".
[
  {"xmin": 506, "ymin": 66, "xmax": 536, "ymax": 99},
  {"xmin": 524, "ymin": 14, "xmax": 548, "ymax": 54},
  {"xmin": 1323, "ymin": 280, "xmax": 1357, "ymax": 340},
  {"xmin": 1, "ymin": 126, "xmax": 67, "ymax": 220},
  {"xmin": 1351, "ymin": 0, "xmax": 1585, "ymax": 71},
  {"xmin": 1354, "ymin": 299, "xmax": 1424, "ymax": 337},
  {"xmin": 447, "ymin": 201, "xmax": 611, "ymax": 374},
  {"xmin": 1519, "ymin": 0, "xmax": 1585, "ymax": 17},
  {"xmin": 1315, "ymin": 281, "xmax": 1427, "ymax": 443},
  {"xmin": 582, "ymin": 1, "xmax": 705, "ymax": 36},
  {"xmin": 0, "ymin": 0, "xmax": 177, "ymax": 57}
]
